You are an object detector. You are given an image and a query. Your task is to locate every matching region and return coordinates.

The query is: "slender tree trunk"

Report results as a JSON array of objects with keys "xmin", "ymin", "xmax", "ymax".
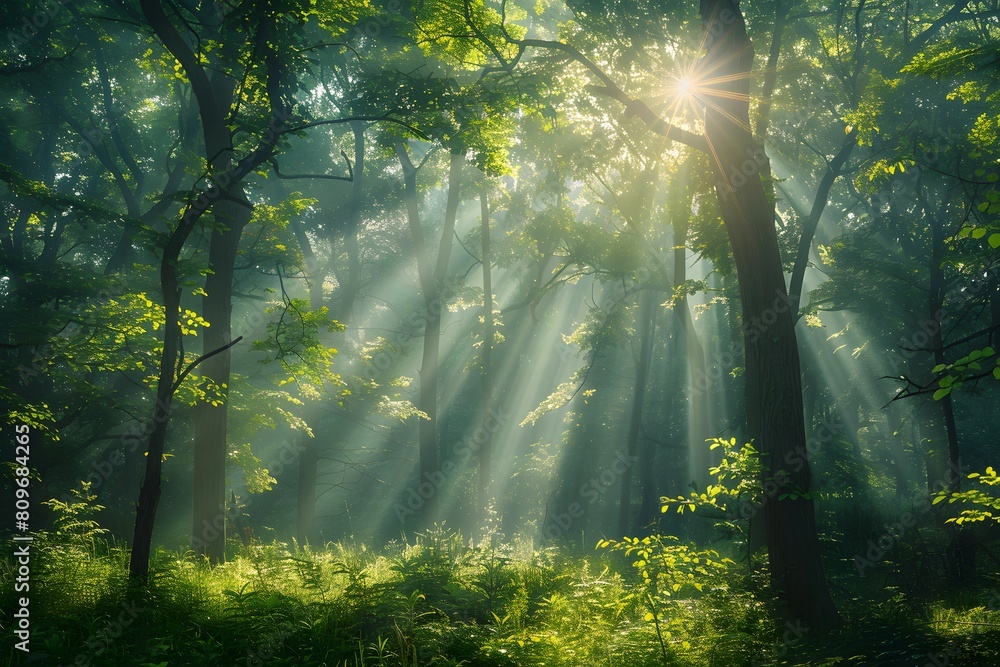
[
  {"xmin": 397, "ymin": 146, "xmax": 465, "ymax": 526},
  {"xmin": 129, "ymin": 273, "xmax": 181, "ymax": 578},
  {"xmin": 130, "ymin": 189, "xmax": 211, "ymax": 577},
  {"xmin": 787, "ymin": 139, "xmax": 856, "ymax": 316},
  {"xmin": 670, "ymin": 168, "xmax": 712, "ymax": 489},
  {"xmin": 296, "ymin": 439, "xmax": 319, "ymax": 544},
  {"xmin": 638, "ymin": 303, "xmax": 667, "ymax": 527},
  {"xmin": 885, "ymin": 410, "xmax": 911, "ymax": 499},
  {"xmin": 754, "ymin": 0, "xmax": 787, "ymax": 186},
  {"xmin": 139, "ymin": 0, "xmax": 239, "ymax": 575},
  {"xmin": 173, "ymin": 38, "xmax": 247, "ymax": 564},
  {"xmin": 929, "ymin": 214, "xmax": 961, "ymax": 488},
  {"xmin": 135, "ymin": 0, "xmax": 284, "ymax": 573},
  {"xmin": 699, "ymin": 0, "xmax": 839, "ymax": 628},
  {"xmin": 192, "ymin": 192, "xmax": 250, "ymax": 562},
  {"xmin": 720, "ymin": 271, "xmax": 747, "ymax": 442},
  {"xmin": 296, "ymin": 123, "xmax": 366, "ymax": 544},
  {"xmin": 619, "ymin": 289, "xmax": 657, "ymax": 534},
  {"xmin": 929, "ymin": 208, "xmax": 975, "ymax": 578},
  {"xmin": 479, "ymin": 190, "xmax": 494, "ymax": 524},
  {"xmin": 337, "ymin": 121, "xmax": 366, "ymax": 322}
]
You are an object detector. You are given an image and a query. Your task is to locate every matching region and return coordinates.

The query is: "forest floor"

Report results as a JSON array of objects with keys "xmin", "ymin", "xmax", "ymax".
[{"xmin": 3, "ymin": 524, "xmax": 999, "ymax": 667}]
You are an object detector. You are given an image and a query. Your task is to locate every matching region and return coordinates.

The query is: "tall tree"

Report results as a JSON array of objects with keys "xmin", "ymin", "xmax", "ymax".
[
  {"xmin": 479, "ymin": 188, "xmax": 495, "ymax": 523},
  {"xmin": 132, "ymin": 0, "xmax": 295, "ymax": 574},
  {"xmin": 397, "ymin": 144, "xmax": 465, "ymax": 525},
  {"xmin": 488, "ymin": 0, "xmax": 840, "ymax": 626}
]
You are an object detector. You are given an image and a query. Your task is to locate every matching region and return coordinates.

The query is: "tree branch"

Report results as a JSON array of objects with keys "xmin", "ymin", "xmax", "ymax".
[
  {"xmin": 507, "ymin": 37, "xmax": 709, "ymax": 153},
  {"xmin": 171, "ymin": 336, "xmax": 244, "ymax": 393}
]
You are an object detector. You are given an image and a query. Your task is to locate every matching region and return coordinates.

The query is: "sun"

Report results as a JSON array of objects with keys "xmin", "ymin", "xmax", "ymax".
[{"xmin": 675, "ymin": 76, "xmax": 695, "ymax": 98}]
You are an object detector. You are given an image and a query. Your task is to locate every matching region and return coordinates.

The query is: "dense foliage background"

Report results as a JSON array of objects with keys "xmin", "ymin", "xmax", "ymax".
[{"xmin": 3, "ymin": 0, "xmax": 1000, "ymax": 664}]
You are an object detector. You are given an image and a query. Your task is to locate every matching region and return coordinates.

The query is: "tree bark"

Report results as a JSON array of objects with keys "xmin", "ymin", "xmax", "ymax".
[
  {"xmin": 479, "ymin": 189, "xmax": 494, "ymax": 524},
  {"xmin": 698, "ymin": 0, "xmax": 840, "ymax": 628},
  {"xmin": 140, "ymin": 0, "xmax": 288, "ymax": 567},
  {"xmin": 397, "ymin": 145, "xmax": 465, "ymax": 526},
  {"xmin": 129, "ymin": 186, "xmax": 213, "ymax": 577},
  {"xmin": 619, "ymin": 289, "xmax": 657, "ymax": 535},
  {"xmin": 787, "ymin": 138, "xmax": 856, "ymax": 316},
  {"xmin": 129, "ymin": 266, "xmax": 181, "ymax": 578},
  {"xmin": 638, "ymin": 302, "xmax": 668, "ymax": 527},
  {"xmin": 929, "ymin": 212, "xmax": 961, "ymax": 489},
  {"xmin": 754, "ymin": 0, "xmax": 788, "ymax": 186},
  {"xmin": 192, "ymin": 192, "xmax": 250, "ymax": 562},
  {"xmin": 670, "ymin": 163, "xmax": 713, "ymax": 490}
]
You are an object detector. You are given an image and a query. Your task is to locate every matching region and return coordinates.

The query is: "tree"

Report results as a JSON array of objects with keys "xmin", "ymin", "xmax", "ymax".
[{"xmin": 477, "ymin": 0, "xmax": 840, "ymax": 626}]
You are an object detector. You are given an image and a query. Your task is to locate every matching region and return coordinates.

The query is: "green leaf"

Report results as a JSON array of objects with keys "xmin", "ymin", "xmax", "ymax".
[
  {"xmin": 933, "ymin": 387, "xmax": 952, "ymax": 400},
  {"xmin": 990, "ymin": 233, "xmax": 1000, "ymax": 249}
]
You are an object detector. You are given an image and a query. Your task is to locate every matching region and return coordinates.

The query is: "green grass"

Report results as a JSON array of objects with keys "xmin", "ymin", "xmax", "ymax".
[{"xmin": 3, "ymin": 523, "xmax": 999, "ymax": 666}]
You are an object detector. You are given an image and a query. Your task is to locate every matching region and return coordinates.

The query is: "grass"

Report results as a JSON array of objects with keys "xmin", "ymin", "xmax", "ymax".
[{"xmin": 3, "ymin": 520, "xmax": 1000, "ymax": 667}]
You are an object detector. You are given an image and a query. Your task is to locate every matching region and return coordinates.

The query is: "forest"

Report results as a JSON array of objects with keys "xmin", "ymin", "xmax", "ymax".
[{"xmin": 3, "ymin": 0, "xmax": 1000, "ymax": 664}]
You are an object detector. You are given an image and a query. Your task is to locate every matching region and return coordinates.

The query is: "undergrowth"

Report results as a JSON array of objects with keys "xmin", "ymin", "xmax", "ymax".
[{"xmin": 2, "ymin": 489, "xmax": 999, "ymax": 666}]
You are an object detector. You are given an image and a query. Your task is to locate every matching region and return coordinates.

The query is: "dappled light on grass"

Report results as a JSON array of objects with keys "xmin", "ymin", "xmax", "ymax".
[{"xmin": 8, "ymin": 521, "xmax": 1000, "ymax": 666}]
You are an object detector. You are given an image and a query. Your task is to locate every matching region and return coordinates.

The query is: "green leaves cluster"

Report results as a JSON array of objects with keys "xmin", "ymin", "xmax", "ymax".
[
  {"xmin": 932, "ymin": 467, "xmax": 1000, "ymax": 526},
  {"xmin": 931, "ymin": 346, "xmax": 997, "ymax": 400}
]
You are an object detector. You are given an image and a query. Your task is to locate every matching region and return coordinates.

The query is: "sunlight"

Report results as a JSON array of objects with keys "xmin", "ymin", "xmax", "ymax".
[
  {"xmin": 676, "ymin": 76, "xmax": 694, "ymax": 98},
  {"xmin": 17, "ymin": 1, "xmax": 1000, "ymax": 663}
]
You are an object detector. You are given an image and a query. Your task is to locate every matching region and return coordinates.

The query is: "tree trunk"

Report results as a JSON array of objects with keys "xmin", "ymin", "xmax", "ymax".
[
  {"xmin": 479, "ymin": 189, "xmax": 494, "ymax": 524},
  {"xmin": 929, "ymin": 213, "xmax": 961, "ymax": 489},
  {"xmin": 397, "ymin": 145, "xmax": 465, "ymax": 526},
  {"xmin": 191, "ymin": 172, "xmax": 251, "ymax": 564},
  {"xmin": 638, "ymin": 302, "xmax": 667, "ymax": 527},
  {"xmin": 929, "ymin": 202, "xmax": 975, "ymax": 578},
  {"xmin": 787, "ymin": 139, "xmax": 856, "ymax": 316},
  {"xmin": 135, "ymin": 0, "xmax": 284, "ymax": 574},
  {"xmin": 619, "ymin": 289, "xmax": 657, "ymax": 534},
  {"xmin": 699, "ymin": 0, "xmax": 839, "ymax": 628},
  {"xmin": 296, "ymin": 122, "xmax": 366, "ymax": 545},
  {"xmin": 129, "ymin": 272, "xmax": 181, "ymax": 578},
  {"xmin": 130, "ymin": 187, "xmax": 211, "ymax": 577},
  {"xmin": 670, "ymin": 166, "xmax": 713, "ymax": 489}
]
